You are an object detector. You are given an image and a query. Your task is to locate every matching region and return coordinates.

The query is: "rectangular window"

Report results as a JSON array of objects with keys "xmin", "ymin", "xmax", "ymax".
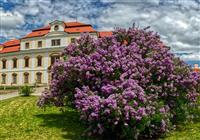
[
  {"xmin": 38, "ymin": 41, "xmax": 42, "ymax": 48},
  {"xmin": 36, "ymin": 73, "xmax": 42, "ymax": 84},
  {"xmin": 71, "ymin": 38, "xmax": 75, "ymax": 43},
  {"xmin": 12, "ymin": 74, "xmax": 17, "ymax": 84},
  {"xmin": 51, "ymin": 39, "xmax": 60, "ymax": 46},
  {"xmin": 2, "ymin": 74, "xmax": 6, "ymax": 84},
  {"xmin": 24, "ymin": 73, "xmax": 29, "ymax": 84},
  {"xmin": 25, "ymin": 42, "xmax": 29, "ymax": 49}
]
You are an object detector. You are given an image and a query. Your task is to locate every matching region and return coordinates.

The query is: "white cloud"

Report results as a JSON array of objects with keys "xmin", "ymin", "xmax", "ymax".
[
  {"xmin": 96, "ymin": 1, "xmax": 200, "ymax": 61},
  {"xmin": 0, "ymin": 0, "xmax": 199, "ymax": 62},
  {"xmin": 0, "ymin": 8, "xmax": 25, "ymax": 29},
  {"xmin": 180, "ymin": 51, "xmax": 200, "ymax": 61}
]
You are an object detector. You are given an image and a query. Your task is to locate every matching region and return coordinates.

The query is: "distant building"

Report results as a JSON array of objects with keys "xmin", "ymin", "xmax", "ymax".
[
  {"xmin": 0, "ymin": 20, "xmax": 112, "ymax": 86},
  {"xmin": 194, "ymin": 64, "xmax": 200, "ymax": 72}
]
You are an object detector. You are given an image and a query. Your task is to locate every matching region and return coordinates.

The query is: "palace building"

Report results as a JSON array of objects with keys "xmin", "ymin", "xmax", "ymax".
[{"xmin": 0, "ymin": 20, "xmax": 112, "ymax": 86}]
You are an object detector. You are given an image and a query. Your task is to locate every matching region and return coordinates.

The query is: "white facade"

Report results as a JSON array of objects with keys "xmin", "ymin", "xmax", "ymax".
[{"xmin": 0, "ymin": 20, "xmax": 98, "ymax": 86}]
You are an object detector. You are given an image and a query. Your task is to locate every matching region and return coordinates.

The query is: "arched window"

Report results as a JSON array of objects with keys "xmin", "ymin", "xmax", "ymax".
[
  {"xmin": 24, "ymin": 72, "xmax": 29, "ymax": 84},
  {"xmin": 13, "ymin": 58, "xmax": 17, "ymax": 68},
  {"xmin": 2, "ymin": 59, "xmax": 6, "ymax": 69},
  {"xmin": 50, "ymin": 53, "xmax": 60, "ymax": 65},
  {"xmin": 54, "ymin": 25, "xmax": 59, "ymax": 31},
  {"xmin": 37, "ymin": 56, "xmax": 42, "ymax": 67},
  {"xmin": 24, "ymin": 56, "xmax": 29, "ymax": 67},
  {"xmin": 1, "ymin": 73, "xmax": 6, "ymax": 84},
  {"xmin": 36, "ymin": 72, "xmax": 42, "ymax": 84},
  {"xmin": 12, "ymin": 73, "xmax": 17, "ymax": 84}
]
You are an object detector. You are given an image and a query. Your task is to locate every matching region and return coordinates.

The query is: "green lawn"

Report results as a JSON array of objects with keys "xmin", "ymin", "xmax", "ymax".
[
  {"xmin": 0, "ymin": 96, "xmax": 200, "ymax": 140},
  {"xmin": 0, "ymin": 96, "xmax": 90, "ymax": 140}
]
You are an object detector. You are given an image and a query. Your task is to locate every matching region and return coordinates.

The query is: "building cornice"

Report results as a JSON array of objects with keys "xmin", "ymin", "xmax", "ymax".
[{"xmin": 0, "ymin": 46, "xmax": 65, "ymax": 57}]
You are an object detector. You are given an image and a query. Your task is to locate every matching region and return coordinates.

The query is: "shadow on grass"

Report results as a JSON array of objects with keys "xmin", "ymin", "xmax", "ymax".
[{"xmin": 35, "ymin": 109, "xmax": 90, "ymax": 140}]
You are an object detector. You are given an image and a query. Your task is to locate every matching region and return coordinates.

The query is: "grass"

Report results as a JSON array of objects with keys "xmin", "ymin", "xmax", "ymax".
[
  {"xmin": 0, "ymin": 96, "xmax": 90, "ymax": 140},
  {"xmin": 0, "ymin": 96, "xmax": 200, "ymax": 140},
  {"xmin": 163, "ymin": 123, "xmax": 200, "ymax": 140},
  {"xmin": 162, "ymin": 99, "xmax": 200, "ymax": 140}
]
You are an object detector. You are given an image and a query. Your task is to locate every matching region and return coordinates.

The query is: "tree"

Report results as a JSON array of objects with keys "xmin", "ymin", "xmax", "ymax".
[{"xmin": 38, "ymin": 26, "xmax": 200, "ymax": 139}]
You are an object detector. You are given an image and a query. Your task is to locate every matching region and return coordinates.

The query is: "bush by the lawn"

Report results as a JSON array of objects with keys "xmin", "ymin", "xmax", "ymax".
[
  {"xmin": 38, "ymin": 26, "xmax": 200, "ymax": 139},
  {"xmin": 19, "ymin": 85, "xmax": 34, "ymax": 96}
]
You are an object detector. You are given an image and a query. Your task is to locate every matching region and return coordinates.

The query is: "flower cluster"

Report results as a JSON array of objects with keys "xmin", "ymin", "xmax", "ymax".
[{"xmin": 38, "ymin": 27, "xmax": 199, "ymax": 139}]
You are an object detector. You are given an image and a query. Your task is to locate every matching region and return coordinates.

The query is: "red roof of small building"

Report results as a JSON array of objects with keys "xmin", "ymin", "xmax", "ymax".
[
  {"xmin": 98, "ymin": 31, "xmax": 113, "ymax": 38},
  {"xmin": 0, "ymin": 39, "xmax": 20, "ymax": 54},
  {"xmin": 194, "ymin": 68, "xmax": 200, "ymax": 72},
  {"xmin": 0, "ymin": 46, "xmax": 20, "ymax": 53},
  {"xmin": 3, "ymin": 39, "xmax": 20, "ymax": 46}
]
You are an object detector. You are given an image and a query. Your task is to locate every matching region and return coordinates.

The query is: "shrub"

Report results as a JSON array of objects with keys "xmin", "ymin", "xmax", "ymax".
[
  {"xmin": 38, "ymin": 26, "xmax": 200, "ymax": 139},
  {"xmin": 19, "ymin": 85, "xmax": 33, "ymax": 96}
]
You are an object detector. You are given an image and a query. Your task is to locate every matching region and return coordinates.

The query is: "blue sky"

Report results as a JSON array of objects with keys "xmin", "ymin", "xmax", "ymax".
[{"xmin": 0, "ymin": 0, "xmax": 200, "ymax": 63}]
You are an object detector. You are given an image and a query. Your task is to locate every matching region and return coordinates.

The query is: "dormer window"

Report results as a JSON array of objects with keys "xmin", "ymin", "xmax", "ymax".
[
  {"xmin": 49, "ymin": 20, "xmax": 65, "ymax": 32},
  {"xmin": 54, "ymin": 25, "xmax": 59, "ymax": 31}
]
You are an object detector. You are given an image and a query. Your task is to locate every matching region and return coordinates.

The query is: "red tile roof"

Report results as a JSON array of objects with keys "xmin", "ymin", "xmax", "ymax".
[
  {"xmin": 98, "ymin": 31, "xmax": 113, "ymax": 38},
  {"xmin": 22, "ymin": 21, "xmax": 96, "ymax": 39},
  {"xmin": 3, "ymin": 39, "xmax": 20, "ymax": 46},
  {"xmin": 65, "ymin": 22, "xmax": 89, "ymax": 27},
  {"xmin": 0, "ymin": 39, "xmax": 20, "ymax": 54},
  {"xmin": 0, "ymin": 46, "xmax": 20, "ymax": 53},
  {"xmin": 32, "ymin": 25, "xmax": 50, "ymax": 31},
  {"xmin": 64, "ymin": 26, "xmax": 96, "ymax": 33},
  {"xmin": 22, "ymin": 30, "xmax": 49, "ymax": 39},
  {"xmin": 194, "ymin": 68, "xmax": 200, "ymax": 72}
]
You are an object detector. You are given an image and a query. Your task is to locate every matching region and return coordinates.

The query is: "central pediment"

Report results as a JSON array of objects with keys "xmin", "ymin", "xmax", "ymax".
[{"xmin": 49, "ymin": 20, "xmax": 65, "ymax": 32}]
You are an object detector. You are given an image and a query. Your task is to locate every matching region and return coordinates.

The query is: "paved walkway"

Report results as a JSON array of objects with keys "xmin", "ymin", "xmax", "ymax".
[
  {"xmin": 0, "ymin": 87, "xmax": 46, "ymax": 101},
  {"xmin": 0, "ymin": 91, "xmax": 19, "ymax": 100}
]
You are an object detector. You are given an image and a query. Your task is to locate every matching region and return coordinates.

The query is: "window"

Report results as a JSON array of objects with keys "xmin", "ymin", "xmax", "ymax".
[
  {"xmin": 51, "ymin": 39, "xmax": 60, "ymax": 46},
  {"xmin": 38, "ymin": 41, "xmax": 42, "ymax": 48},
  {"xmin": 24, "ymin": 56, "xmax": 29, "ymax": 67},
  {"xmin": 12, "ymin": 73, "xmax": 17, "ymax": 84},
  {"xmin": 54, "ymin": 25, "xmax": 59, "ymax": 31},
  {"xmin": 2, "ymin": 74, "xmax": 6, "ymax": 84},
  {"xmin": 25, "ymin": 42, "xmax": 30, "ymax": 49},
  {"xmin": 36, "ymin": 72, "xmax": 42, "ymax": 84},
  {"xmin": 51, "ymin": 55, "xmax": 60, "ymax": 65},
  {"xmin": 2, "ymin": 59, "xmax": 6, "ymax": 69},
  {"xmin": 13, "ymin": 58, "xmax": 17, "ymax": 68},
  {"xmin": 24, "ymin": 72, "xmax": 29, "ymax": 84},
  {"xmin": 71, "ymin": 38, "xmax": 76, "ymax": 43},
  {"xmin": 37, "ymin": 56, "xmax": 42, "ymax": 67}
]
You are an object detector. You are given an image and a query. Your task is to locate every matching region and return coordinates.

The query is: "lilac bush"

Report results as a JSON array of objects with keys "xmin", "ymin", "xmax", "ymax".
[{"xmin": 38, "ymin": 26, "xmax": 200, "ymax": 139}]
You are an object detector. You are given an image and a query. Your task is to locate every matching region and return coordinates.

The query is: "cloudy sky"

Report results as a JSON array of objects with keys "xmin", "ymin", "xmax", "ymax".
[{"xmin": 0, "ymin": 0, "xmax": 200, "ymax": 64}]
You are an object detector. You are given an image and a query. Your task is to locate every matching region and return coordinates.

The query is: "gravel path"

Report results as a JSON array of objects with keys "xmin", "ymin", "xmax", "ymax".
[
  {"xmin": 0, "ymin": 91, "xmax": 19, "ymax": 100},
  {"xmin": 0, "ymin": 87, "xmax": 46, "ymax": 101}
]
